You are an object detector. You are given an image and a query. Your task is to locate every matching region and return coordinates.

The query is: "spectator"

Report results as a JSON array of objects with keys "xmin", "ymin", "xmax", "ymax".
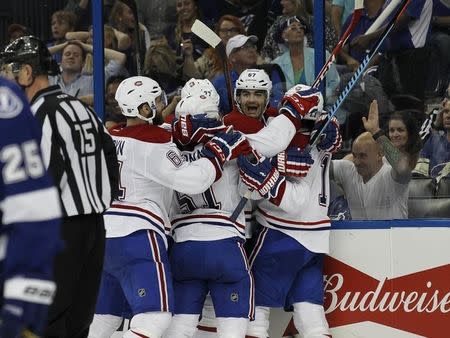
[
  {"xmin": 49, "ymin": 40, "xmax": 126, "ymax": 105},
  {"xmin": 332, "ymin": 100, "xmax": 411, "ymax": 219},
  {"xmin": 196, "ymin": 14, "xmax": 246, "ymax": 79},
  {"xmin": 262, "ymin": 0, "xmax": 312, "ymax": 61},
  {"xmin": 65, "ymin": 24, "xmax": 132, "ymax": 52},
  {"xmin": 49, "ymin": 41, "xmax": 93, "ymax": 100},
  {"xmin": 211, "ymin": 34, "xmax": 285, "ymax": 114},
  {"xmin": 346, "ymin": 107, "xmax": 422, "ymax": 167},
  {"xmin": 263, "ymin": 0, "xmax": 338, "ymax": 62},
  {"xmin": 109, "ymin": 0, "xmax": 151, "ymax": 75},
  {"xmin": 218, "ymin": 0, "xmax": 276, "ymax": 50},
  {"xmin": 47, "ymin": 10, "xmax": 77, "ymax": 64},
  {"xmin": 338, "ymin": 0, "xmax": 384, "ymax": 72},
  {"xmin": 427, "ymin": 0, "xmax": 450, "ymax": 92},
  {"xmin": 414, "ymin": 97, "xmax": 450, "ymax": 179},
  {"xmin": 135, "ymin": 0, "xmax": 177, "ymax": 39},
  {"xmin": 142, "ymin": 45, "xmax": 185, "ymax": 119},
  {"xmin": 64, "ymin": 0, "xmax": 92, "ymax": 31},
  {"xmin": 331, "ymin": 0, "xmax": 355, "ymax": 37},
  {"xmin": 164, "ymin": 0, "xmax": 206, "ymax": 61},
  {"xmin": 143, "ymin": 44, "xmax": 184, "ymax": 97},
  {"xmin": 73, "ymin": 26, "xmax": 128, "ymax": 76},
  {"xmin": 104, "ymin": 75, "xmax": 127, "ymax": 129},
  {"xmin": 272, "ymin": 16, "xmax": 340, "ymax": 101},
  {"xmin": 7, "ymin": 23, "xmax": 28, "ymax": 44},
  {"xmin": 354, "ymin": 0, "xmax": 433, "ymax": 101}
]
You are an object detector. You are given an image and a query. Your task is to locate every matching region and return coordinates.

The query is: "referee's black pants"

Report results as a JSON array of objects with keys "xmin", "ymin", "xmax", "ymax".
[{"xmin": 44, "ymin": 214, "xmax": 105, "ymax": 338}]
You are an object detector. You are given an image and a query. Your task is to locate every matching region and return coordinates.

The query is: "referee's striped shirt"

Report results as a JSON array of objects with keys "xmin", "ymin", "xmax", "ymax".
[{"xmin": 30, "ymin": 85, "xmax": 118, "ymax": 217}]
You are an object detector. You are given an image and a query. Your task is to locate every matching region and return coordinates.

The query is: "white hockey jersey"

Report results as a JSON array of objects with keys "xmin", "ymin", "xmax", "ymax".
[
  {"xmin": 104, "ymin": 124, "xmax": 217, "ymax": 246},
  {"xmin": 255, "ymin": 148, "xmax": 332, "ymax": 254},
  {"xmin": 170, "ymin": 155, "xmax": 246, "ymax": 242}
]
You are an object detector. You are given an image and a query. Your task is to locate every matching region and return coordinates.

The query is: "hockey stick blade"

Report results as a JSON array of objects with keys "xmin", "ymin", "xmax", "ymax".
[
  {"xmin": 312, "ymin": 0, "xmax": 364, "ymax": 88},
  {"xmin": 308, "ymin": 0, "xmax": 411, "ymax": 150},
  {"xmin": 192, "ymin": 20, "xmax": 221, "ymax": 48}
]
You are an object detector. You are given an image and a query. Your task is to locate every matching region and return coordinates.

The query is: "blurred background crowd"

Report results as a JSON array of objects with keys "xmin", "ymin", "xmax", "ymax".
[{"xmin": 1, "ymin": 0, "xmax": 449, "ymax": 220}]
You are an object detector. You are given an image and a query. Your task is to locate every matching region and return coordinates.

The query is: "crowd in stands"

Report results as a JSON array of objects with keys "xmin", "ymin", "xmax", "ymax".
[{"xmin": 1, "ymin": 0, "xmax": 449, "ymax": 220}]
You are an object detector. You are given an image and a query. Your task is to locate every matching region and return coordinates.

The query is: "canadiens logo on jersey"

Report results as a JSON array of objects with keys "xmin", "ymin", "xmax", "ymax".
[{"xmin": 0, "ymin": 86, "xmax": 23, "ymax": 119}]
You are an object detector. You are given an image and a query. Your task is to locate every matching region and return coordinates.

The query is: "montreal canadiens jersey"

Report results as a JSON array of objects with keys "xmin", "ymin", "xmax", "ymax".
[
  {"xmin": 104, "ymin": 123, "xmax": 217, "ymax": 245},
  {"xmin": 255, "ymin": 147, "xmax": 332, "ymax": 254},
  {"xmin": 224, "ymin": 108, "xmax": 297, "ymax": 158},
  {"xmin": 170, "ymin": 149, "xmax": 246, "ymax": 242},
  {"xmin": 0, "ymin": 78, "xmax": 61, "ymax": 233}
]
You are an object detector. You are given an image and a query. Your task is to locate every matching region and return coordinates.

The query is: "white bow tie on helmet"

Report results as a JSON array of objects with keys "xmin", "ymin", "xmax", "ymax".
[{"xmin": 115, "ymin": 76, "xmax": 167, "ymax": 123}]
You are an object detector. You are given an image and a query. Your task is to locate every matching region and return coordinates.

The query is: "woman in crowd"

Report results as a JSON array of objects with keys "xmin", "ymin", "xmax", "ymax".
[
  {"xmin": 164, "ymin": 0, "xmax": 206, "ymax": 61},
  {"xmin": 272, "ymin": 15, "xmax": 340, "ymax": 101},
  {"xmin": 109, "ymin": 0, "xmax": 150, "ymax": 75},
  {"xmin": 353, "ymin": 101, "xmax": 423, "ymax": 174},
  {"xmin": 262, "ymin": 0, "xmax": 337, "ymax": 62}
]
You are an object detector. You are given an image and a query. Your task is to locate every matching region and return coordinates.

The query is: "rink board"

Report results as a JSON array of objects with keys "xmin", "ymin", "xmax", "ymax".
[{"xmin": 113, "ymin": 220, "xmax": 450, "ymax": 338}]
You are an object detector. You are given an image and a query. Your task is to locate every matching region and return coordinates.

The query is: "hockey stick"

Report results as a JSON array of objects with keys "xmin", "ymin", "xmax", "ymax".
[
  {"xmin": 365, "ymin": 0, "xmax": 402, "ymax": 35},
  {"xmin": 308, "ymin": 0, "xmax": 411, "ymax": 150},
  {"xmin": 191, "ymin": 20, "xmax": 235, "ymax": 111},
  {"xmin": 312, "ymin": 0, "xmax": 364, "ymax": 88},
  {"xmin": 120, "ymin": 0, "xmax": 142, "ymax": 75}
]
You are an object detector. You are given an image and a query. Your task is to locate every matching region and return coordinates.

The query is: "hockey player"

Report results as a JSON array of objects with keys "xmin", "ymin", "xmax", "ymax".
[
  {"xmin": 88, "ymin": 76, "xmax": 251, "ymax": 338},
  {"xmin": 164, "ymin": 93, "xmax": 254, "ymax": 338},
  {"xmin": 0, "ymin": 77, "xmax": 61, "ymax": 337},
  {"xmin": 181, "ymin": 78, "xmax": 220, "ymax": 107},
  {"xmin": 175, "ymin": 71, "xmax": 322, "ymax": 338},
  {"xmin": 239, "ymin": 84, "xmax": 342, "ymax": 338}
]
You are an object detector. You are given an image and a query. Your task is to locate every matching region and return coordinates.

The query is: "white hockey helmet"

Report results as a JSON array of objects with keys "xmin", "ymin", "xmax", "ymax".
[
  {"xmin": 284, "ymin": 84, "xmax": 324, "ymax": 121},
  {"xmin": 115, "ymin": 76, "xmax": 167, "ymax": 123},
  {"xmin": 181, "ymin": 78, "xmax": 220, "ymax": 106},
  {"xmin": 175, "ymin": 94, "xmax": 220, "ymax": 120},
  {"xmin": 234, "ymin": 69, "xmax": 272, "ymax": 113}
]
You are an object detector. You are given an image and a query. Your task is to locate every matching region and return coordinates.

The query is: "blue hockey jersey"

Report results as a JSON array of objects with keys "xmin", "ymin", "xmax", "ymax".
[{"xmin": 0, "ymin": 77, "xmax": 61, "ymax": 280}]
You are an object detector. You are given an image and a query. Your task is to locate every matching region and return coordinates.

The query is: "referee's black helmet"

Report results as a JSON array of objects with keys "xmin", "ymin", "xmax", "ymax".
[{"xmin": 0, "ymin": 35, "xmax": 60, "ymax": 76}]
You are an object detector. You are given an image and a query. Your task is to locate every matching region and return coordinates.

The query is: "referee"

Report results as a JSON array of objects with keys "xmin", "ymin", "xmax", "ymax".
[{"xmin": 0, "ymin": 36, "xmax": 119, "ymax": 338}]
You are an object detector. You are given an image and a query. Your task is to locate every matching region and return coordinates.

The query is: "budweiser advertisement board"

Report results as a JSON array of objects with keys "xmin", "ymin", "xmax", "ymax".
[
  {"xmin": 269, "ymin": 223, "xmax": 450, "ymax": 338},
  {"xmin": 113, "ymin": 221, "xmax": 450, "ymax": 338}
]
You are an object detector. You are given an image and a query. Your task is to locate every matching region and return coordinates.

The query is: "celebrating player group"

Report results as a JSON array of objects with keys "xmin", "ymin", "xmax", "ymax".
[{"xmin": 85, "ymin": 67, "xmax": 341, "ymax": 338}]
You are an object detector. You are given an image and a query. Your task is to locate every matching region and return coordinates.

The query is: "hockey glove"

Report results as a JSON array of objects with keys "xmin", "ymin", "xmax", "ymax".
[
  {"xmin": 201, "ymin": 130, "xmax": 252, "ymax": 168},
  {"xmin": 237, "ymin": 155, "xmax": 286, "ymax": 206},
  {"xmin": 279, "ymin": 88, "xmax": 322, "ymax": 130},
  {"xmin": 311, "ymin": 115, "xmax": 342, "ymax": 153},
  {"xmin": 0, "ymin": 276, "xmax": 56, "ymax": 338},
  {"xmin": 272, "ymin": 147, "xmax": 314, "ymax": 177},
  {"xmin": 172, "ymin": 113, "xmax": 228, "ymax": 146}
]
